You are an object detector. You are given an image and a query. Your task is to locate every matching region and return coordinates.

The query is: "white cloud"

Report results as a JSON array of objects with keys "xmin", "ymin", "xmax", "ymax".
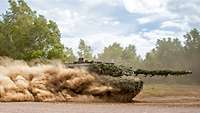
[
  {"xmin": 137, "ymin": 15, "xmax": 161, "ymax": 24},
  {"xmin": 122, "ymin": 0, "xmax": 168, "ymax": 14},
  {"xmin": 160, "ymin": 20, "xmax": 190, "ymax": 31},
  {"xmin": 37, "ymin": 8, "xmax": 82, "ymax": 34},
  {"xmin": 141, "ymin": 30, "xmax": 186, "ymax": 45},
  {"xmin": 123, "ymin": 0, "xmax": 200, "ymax": 29},
  {"xmin": 102, "ymin": 17, "xmax": 120, "ymax": 26},
  {"xmin": 137, "ymin": 10, "xmax": 178, "ymax": 24},
  {"xmin": 80, "ymin": 0, "xmax": 121, "ymax": 7}
]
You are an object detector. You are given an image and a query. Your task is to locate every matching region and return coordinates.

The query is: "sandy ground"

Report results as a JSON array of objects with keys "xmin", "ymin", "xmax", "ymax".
[
  {"xmin": 0, "ymin": 102, "xmax": 199, "ymax": 113},
  {"xmin": 134, "ymin": 84, "xmax": 200, "ymax": 105}
]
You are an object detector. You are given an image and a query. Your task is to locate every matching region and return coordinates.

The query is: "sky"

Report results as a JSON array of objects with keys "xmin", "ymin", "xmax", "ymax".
[{"xmin": 0, "ymin": 0, "xmax": 200, "ymax": 58}]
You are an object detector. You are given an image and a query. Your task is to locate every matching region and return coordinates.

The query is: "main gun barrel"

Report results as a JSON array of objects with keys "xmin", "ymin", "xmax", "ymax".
[{"xmin": 134, "ymin": 69, "xmax": 192, "ymax": 77}]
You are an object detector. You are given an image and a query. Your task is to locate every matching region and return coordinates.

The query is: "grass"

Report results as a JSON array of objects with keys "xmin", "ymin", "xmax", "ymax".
[
  {"xmin": 137, "ymin": 84, "xmax": 200, "ymax": 97},
  {"xmin": 134, "ymin": 84, "xmax": 200, "ymax": 104}
]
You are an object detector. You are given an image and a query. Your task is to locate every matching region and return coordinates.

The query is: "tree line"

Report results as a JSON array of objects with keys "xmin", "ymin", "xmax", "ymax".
[{"xmin": 0, "ymin": 0, "xmax": 199, "ymax": 83}]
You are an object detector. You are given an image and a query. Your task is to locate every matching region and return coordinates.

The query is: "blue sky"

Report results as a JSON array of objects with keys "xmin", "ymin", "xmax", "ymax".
[{"xmin": 0, "ymin": 0, "xmax": 200, "ymax": 57}]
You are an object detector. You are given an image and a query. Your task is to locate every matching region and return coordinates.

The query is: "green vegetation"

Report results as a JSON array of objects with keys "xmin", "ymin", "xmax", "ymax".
[
  {"xmin": 0, "ymin": 0, "xmax": 75, "ymax": 61},
  {"xmin": 144, "ymin": 38, "xmax": 185, "ymax": 69},
  {"xmin": 78, "ymin": 39, "xmax": 93, "ymax": 60},
  {"xmin": 98, "ymin": 43, "xmax": 124, "ymax": 64},
  {"xmin": 98, "ymin": 43, "xmax": 141, "ymax": 67}
]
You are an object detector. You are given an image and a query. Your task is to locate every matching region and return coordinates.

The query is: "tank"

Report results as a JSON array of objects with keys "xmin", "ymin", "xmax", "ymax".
[{"xmin": 65, "ymin": 58, "xmax": 192, "ymax": 102}]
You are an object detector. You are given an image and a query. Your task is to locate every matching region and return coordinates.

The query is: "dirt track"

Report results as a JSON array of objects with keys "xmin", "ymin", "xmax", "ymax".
[
  {"xmin": 0, "ymin": 83, "xmax": 200, "ymax": 113},
  {"xmin": 0, "ymin": 102, "xmax": 199, "ymax": 113}
]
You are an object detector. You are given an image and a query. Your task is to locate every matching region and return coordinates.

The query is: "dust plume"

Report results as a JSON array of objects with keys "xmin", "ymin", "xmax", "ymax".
[{"xmin": 0, "ymin": 57, "xmax": 141, "ymax": 102}]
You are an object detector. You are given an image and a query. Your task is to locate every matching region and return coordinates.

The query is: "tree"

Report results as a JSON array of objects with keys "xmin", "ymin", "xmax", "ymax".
[
  {"xmin": 144, "ymin": 38, "xmax": 185, "ymax": 69},
  {"xmin": 98, "ymin": 43, "xmax": 142, "ymax": 66},
  {"xmin": 121, "ymin": 44, "xmax": 141, "ymax": 67},
  {"xmin": 184, "ymin": 28, "xmax": 200, "ymax": 56},
  {"xmin": 144, "ymin": 49, "xmax": 158, "ymax": 69},
  {"xmin": 184, "ymin": 28, "xmax": 200, "ymax": 82},
  {"xmin": 98, "ymin": 43, "xmax": 123, "ymax": 64},
  {"xmin": 63, "ymin": 47, "xmax": 76, "ymax": 63},
  {"xmin": 0, "ymin": 0, "xmax": 65, "ymax": 60},
  {"xmin": 77, "ymin": 39, "xmax": 93, "ymax": 60}
]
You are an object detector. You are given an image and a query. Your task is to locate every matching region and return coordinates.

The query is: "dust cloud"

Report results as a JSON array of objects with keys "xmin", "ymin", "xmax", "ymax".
[{"xmin": 0, "ymin": 57, "xmax": 119, "ymax": 102}]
